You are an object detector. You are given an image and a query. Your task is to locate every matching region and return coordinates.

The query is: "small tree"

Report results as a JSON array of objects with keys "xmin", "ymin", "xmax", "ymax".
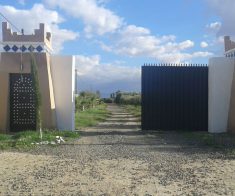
[{"xmin": 30, "ymin": 55, "xmax": 42, "ymax": 140}]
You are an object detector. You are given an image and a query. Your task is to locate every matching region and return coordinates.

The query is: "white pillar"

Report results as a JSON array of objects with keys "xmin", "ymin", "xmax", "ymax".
[
  {"xmin": 208, "ymin": 57, "xmax": 235, "ymax": 133},
  {"xmin": 50, "ymin": 55, "xmax": 75, "ymax": 131}
]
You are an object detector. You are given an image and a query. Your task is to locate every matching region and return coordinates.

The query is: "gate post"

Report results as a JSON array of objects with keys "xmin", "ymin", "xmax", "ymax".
[{"xmin": 0, "ymin": 22, "xmax": 56, "ymax": 133}]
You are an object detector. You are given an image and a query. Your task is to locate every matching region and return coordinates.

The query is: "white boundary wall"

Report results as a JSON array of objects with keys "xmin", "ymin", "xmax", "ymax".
[
  {"xmin": 50, "ymin": 55, "xmax": 75, "ymax": 131},
  {"xmin": 208, "ymin": 57, "xmax": 235, "ymax": 133}
]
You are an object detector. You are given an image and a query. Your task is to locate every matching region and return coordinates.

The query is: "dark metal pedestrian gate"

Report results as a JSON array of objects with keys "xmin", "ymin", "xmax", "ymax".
[
  {"xmin": 10, "ymin": 73, "xmax": 36, "ymax": 132},
  {"xmin": 141, "ymin": 65, "xmax": 208, "ymax": 131}
]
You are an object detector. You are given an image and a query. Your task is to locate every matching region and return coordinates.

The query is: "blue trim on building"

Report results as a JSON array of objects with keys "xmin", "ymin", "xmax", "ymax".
[{"xmin": 2, "ymin": 44, "xmax": 47, "ymax": 53}]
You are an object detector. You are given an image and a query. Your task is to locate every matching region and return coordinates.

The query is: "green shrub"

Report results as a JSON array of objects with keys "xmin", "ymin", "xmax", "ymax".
[
  {"xmin": 102, "ymin": 98, "xmax": 113, "ymax": 103},
  {"xmin": 113, "ymin": 91, "xmax": 141, "ymax": 105},
  {"xmin": 76, "ymin": 91, "xmax": 102, "ymax": 112}
]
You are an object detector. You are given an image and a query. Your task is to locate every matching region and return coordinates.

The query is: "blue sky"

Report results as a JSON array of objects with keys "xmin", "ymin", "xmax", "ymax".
[{"xmin": 0, "ymin": 0, "xmax": 234, "ymax": 97}]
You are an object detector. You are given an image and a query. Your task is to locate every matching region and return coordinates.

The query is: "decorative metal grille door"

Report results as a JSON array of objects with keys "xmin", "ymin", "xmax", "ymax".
[{"xmin": 10, "ymin": 74, "xmax": 36, "ymax": 132}]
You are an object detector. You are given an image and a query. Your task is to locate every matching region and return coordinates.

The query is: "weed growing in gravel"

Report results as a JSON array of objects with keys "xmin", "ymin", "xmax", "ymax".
[
  {"xmin": 0, "ymin": 134, "xmax": 12, "ymax": 141},
  {"xmin": 0, "ymin": 130, "xmax": 79, "ymax": 150},
  {"xmin": 122, "ymin": 105, "xmax": 141, "ymax": 119}
]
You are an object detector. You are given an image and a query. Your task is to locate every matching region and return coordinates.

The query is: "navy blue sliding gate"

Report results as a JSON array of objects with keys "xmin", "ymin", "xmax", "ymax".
[{"xmin": 141, "ymin": 64, "xmax": 208, "ymax": 131}]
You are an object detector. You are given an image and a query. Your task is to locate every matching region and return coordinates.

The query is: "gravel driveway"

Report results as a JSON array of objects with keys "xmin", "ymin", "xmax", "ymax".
[{"xmin": 0, "ymin": 104, "xmax": 234, "ymax": 195}]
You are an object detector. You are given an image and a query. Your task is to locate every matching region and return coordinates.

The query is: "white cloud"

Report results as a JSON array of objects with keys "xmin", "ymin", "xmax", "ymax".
[
  {"xmin": 75, "ymin": 55, "xmax": 101, "ymax": 75},
  {"xmin": 0, "ymin": 4, "xmax": 79, "ymax": 53},
  {"xmin": 120, "ymin": 25, "xmax": 151, "ymax": 36},
  {"xmin": 102, "ymin": 25, "xmax": 212, "ymax": 63},
  {"xmin": 207, "ymin": 0, "xmax": 235, "ymax": 37},
  {"xmin": 200, "ymin": 41, "xmax": 209, "ymax": 48},
  {"xmin": 43, "ymin": 0, "xmax": 212, "ymax": 62},
  {"xmin": 216, "ymin": 36, "xmax": 224, "ymax": 44},
  {"xmin": 206, "ymin": 21, "xmax": 221, "ymax": 33},
  {"xmin": 44, "ymin": 0, "xmax": 123, "ymax": 36},
  {"xmin": 191, "ymin": 51, "xmax": 213, "ymax": 57},
  {"xmin": 96, "ymin": 41, "xmax": 112, "ymax": 52},
  {"xmin": 75, "ymin": 55, "xmax": 140, "ymax": 83},
  {"xmin": 204, "ymin": 1, "xmax": 235, "ymax": 54},
  {"xmin": 75, "ymin": 55, "xmax": 141, "ymax": 96},
  {"xmin": 178, "ymin": 40, "xmax": 194, "ymax": 50},
  {"xmin": 153, "ymin": 51, "xmax": 213, "ymax": 63}
]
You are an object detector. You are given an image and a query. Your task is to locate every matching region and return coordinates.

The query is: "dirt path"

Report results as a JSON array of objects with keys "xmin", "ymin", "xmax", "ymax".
[{"xmin": 0, "ymin": 104, "xmax": 235, "ymax": 195}]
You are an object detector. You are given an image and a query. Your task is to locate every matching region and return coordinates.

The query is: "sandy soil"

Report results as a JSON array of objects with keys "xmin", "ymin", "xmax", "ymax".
[{"xmin": 0, "ymin": 104, "xmax": 234, "ymax": 196}]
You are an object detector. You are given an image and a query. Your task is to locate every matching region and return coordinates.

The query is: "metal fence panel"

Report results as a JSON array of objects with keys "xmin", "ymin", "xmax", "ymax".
[{"xmin": 141, "ymin": 65, "xmax": 208, "ymax": 131}]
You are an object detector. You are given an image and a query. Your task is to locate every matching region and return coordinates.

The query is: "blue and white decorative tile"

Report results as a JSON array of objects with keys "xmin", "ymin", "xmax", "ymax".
[
  {"xmin": 28, "ymin": 45, "xmax": 35, "ymax": 52},
  {"xmin": 36, "ymin": 45, "xmax": 43, "ymax": 52},
  {"xmin": 2, "ymin": 43, "xmax": 52, "ymax": 53},
  {"xmin": 12, "ymin": 45, "xmax": 19, "ymax": 52},
  {"xmin": 3, "ymin": 45, "xmax": 11, "ymax": 52},
  {"xmin": 20, "ymin": 45, "xmax": 27, "ymax": 52}
]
